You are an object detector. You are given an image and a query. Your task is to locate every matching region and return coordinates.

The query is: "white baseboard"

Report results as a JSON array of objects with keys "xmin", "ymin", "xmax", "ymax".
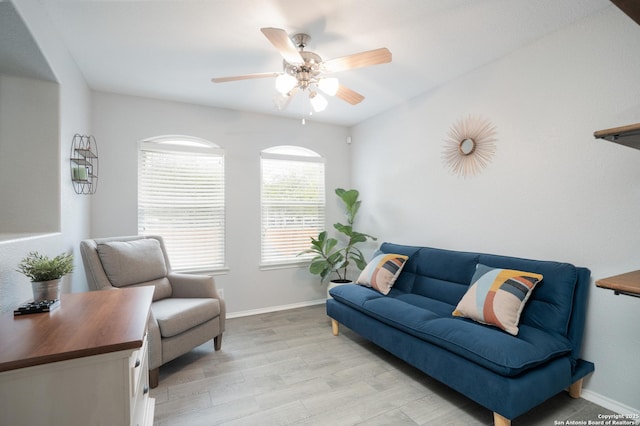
[
  {"xmin": 582, "ymin": 389, "xmax": 639, "ymax": 422},
  {"xmin": 226, "ymin": 299, "xmax": 326, "ymax": 319}
]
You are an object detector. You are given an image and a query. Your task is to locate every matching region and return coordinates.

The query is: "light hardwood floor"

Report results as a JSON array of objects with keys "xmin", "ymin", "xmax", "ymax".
[{"xmin": 151, "ymin": 304, "xmax": 612, "ymax": 425}]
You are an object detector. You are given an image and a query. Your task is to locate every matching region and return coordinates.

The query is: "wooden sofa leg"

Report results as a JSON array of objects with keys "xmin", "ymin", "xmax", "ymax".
[
  {"xmin": 149, "ymin": 368, "xmax": 159, "ymax": 389},
  {"xmin": 331, "ymin": 319, "xmax": 339, "ymax": 336},
  {"xmin": 568, "ymin": 378, "xmax": 584, "ymax": 398},
  {"xmin": 494, "ymin": 412, "xmax": 511, "ymax": 426},
  {"xmin": 214, "ymin": 334, "xmax": 222, "ymax": 351}
]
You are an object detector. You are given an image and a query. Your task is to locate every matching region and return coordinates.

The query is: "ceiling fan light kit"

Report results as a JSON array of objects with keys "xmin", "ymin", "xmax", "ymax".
[
  {"xmin": 212, "ymin": 27, "xmax": 392, "ymax": 116},
  {"xmin": 275, "ymin": 73, "xmax": 298, "ymax": 95},
  {"xmin": 309, "ymin": 91, "xmax": 328, "ymax": 112},
  {"xmin": 317, "ymin": 77, "xmax": 339, "ymax": 96}
]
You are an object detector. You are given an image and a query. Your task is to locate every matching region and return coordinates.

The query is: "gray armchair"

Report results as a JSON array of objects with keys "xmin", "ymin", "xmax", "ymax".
[{"xmin": 80, "ymin": 235, "xmax": 225, "ymax": 388}]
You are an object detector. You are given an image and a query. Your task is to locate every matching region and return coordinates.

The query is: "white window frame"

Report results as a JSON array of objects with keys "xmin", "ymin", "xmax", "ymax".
[
  {"xmin": 260, "ymin": 146, "xmax": 326, "ymax": 269},
  {"xmin": 138, "ymin": 135, "xmax": 226, "ymax": 274}
]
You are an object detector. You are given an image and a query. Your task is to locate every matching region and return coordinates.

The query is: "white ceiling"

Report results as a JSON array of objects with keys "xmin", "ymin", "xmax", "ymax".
[{"xmin": 36, "ymin": 0, "xmax": 612, "ymax": 126}]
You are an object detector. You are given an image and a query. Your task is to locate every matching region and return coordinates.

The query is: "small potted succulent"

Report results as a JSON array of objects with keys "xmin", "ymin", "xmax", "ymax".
[{"xmin": 17, "ymin": 251, "xmax": 74, "ymax": 302}]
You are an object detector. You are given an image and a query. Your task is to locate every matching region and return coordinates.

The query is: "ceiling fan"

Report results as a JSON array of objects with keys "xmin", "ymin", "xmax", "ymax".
[{"xmin": 211, "ymin": 27, "xmax": 392, "ymax": 113}]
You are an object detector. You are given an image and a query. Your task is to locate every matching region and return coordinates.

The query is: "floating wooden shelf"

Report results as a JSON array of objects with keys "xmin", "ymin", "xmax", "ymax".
[
  {"xmin": 596, "ymin": 270, "xmax": 640, "ymax": 298},
  {"xmin": 594, "ymin": 123, "xmax": 640, "ymax": 150},
  {"xmin": 610, "ymin": 0, "xmax": 640, "ymax": 26}
]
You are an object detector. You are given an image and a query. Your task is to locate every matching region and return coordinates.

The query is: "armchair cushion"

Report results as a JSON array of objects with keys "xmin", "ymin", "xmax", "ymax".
[
  {"xmin": 128, "ymin": 277, "xmax": 173, "ymax": 302},
  {"xmin": 97, "ymin": 239, "xmax": 167, "ymax": 287},
  {"xmin": 152, "ymin": 298, "xmax": 221, "ymax": 338}
]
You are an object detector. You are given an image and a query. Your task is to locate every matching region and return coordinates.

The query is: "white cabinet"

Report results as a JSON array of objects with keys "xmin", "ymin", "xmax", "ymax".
[
  {"xmin": 0, "ymin": 334, "xmax": 154, "ymax": 426},
  {"xmin": 0, "ymin": 288, "xmax": 155, "ymax": 426},
  {"xmin": 131, "ymin": 335, "xmax": 155, "ymax": 426}
]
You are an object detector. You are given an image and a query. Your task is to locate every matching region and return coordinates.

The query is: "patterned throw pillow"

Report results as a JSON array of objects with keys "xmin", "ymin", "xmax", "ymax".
[
  {"xmin": 452, "ymin": 264, "xmax": 543, "ymax": 335},
  {"xmin": 356, "ymin": 253, "xmax": 409, "ymax": 295}
]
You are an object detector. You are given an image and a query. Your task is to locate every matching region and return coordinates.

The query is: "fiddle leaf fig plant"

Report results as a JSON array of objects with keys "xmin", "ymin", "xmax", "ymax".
[
  {"xmin": 306, "ymin": 231, "xmax": 344, "ymax": 283},
  {"xmin": 336, "ymin": 188, "xmax": 360, "ymax": 224},
  {"xmin": 300, "ymin": 188, "xmax": 376, "ymax": 283},
  {"xmin": 333, "ymin": 222, "xmax": 374, "ymax": 274}
]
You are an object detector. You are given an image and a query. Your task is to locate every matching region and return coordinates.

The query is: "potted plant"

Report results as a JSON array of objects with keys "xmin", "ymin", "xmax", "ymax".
[
  {"xmin": 300, "ymin": 188, "xmax": 376, "ymax": 294},
  {"xmin": 17, "ymin": 251, "xmax": 73, "ymax": 302}
]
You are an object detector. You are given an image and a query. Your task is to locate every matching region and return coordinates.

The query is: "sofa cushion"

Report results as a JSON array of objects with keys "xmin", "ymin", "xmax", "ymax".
[
  {"xmin": 381, "ymin": 244, "xmax": 477, "ymax": 306},
  {"xmin": 97, "ymin": 239, "xmax": 167, "ymax": 287},
  {"xmin": 329, "ymin": 283, "xmax": 385, "ymax": 310},
  {"xmin": 329, "ymin": 285, "xmax": 572, "ymax": 377},
  {"xmin": 152, "ymin": 298, "xmax": 220, "ymax": 338},
  {"xmin": 421, "ymin": 317, "xmax": 572, "ymax": 377},
  {"xmin": 395, "ymin": 293, "xmax": 457, "ymax": 318},
  {"xmin": 356, "ymin": 253, "xmax": 408, "ymax": 295},
  {"xmin": 477, "ymin": 254, "xmax": 578, "ymax": 336},
  {"xmin": 380, "ymin": 243, "xmax": 580, "ymax": 338},
  {"xmin": 453, "ymin": 264, "xmax": 542, "ymax": 335}
]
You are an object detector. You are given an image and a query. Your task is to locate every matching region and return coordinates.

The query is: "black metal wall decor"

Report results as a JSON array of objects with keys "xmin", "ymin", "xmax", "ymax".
[{"xmin": 70, "ymin": 134, "xmax": 98, "ymax": 195}]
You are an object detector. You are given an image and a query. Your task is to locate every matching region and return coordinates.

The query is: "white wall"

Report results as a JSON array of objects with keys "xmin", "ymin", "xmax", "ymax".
[
  {"xmin": 90, "ymin": 92, "xmax": 351, "ymax": 314},
  {"xmin": 0, "ymin": 74, "xmax": 59, "ymax": 235},
  {"xmin": 351, "ymin": 6, "xmax": 640, "ymax": 414},
  {"xmin": 0, "ymin": 0, "xmax": 91, "ymax": 313}
]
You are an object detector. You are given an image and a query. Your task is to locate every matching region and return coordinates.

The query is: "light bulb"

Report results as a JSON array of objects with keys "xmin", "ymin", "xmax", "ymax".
[
  {"xmin": 275, "ymin": 74, "xmax": 297, "ymax": 94},
  {"xmin": 273, "ymin": 93, "xmax": 291, "ymax": 110},
  {"xmin": 317, "ymin": 77, "xmax": 339, "ymax": 96},
  {"xmin": 309, "ymin": 92, "xmax": 328, "ymax": 112}
]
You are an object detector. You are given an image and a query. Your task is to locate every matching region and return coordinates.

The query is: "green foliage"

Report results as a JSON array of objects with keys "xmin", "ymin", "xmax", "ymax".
[
  {"xmin": 335, "ymin": 188, "xmax": 360, "ymax": 225},
  {"xmin": 299, "ymin": 231, "xmax": 346, "ymax": 282},
  {"xmin": 299, "ymin": 188, "xmax": 376, "ymax": 283},
  {"xmin": 17, "ymin": 251, "xmax": 74, "ymax": 282}
]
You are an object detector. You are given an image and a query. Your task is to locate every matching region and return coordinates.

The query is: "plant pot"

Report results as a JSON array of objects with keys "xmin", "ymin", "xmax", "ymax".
[
  {"xmin": 31, "ymin": 279, "xmax": 62, "ymax": 302},
  {"xmin": 327, "ymin": 279, "xmax": 352, "ymax": 299}
]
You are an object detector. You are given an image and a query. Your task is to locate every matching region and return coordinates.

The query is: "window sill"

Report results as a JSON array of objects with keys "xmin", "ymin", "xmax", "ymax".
[
  {"xmin": 173, "ymin": 267, "xmax": 230, "ymax": 276},
  {"xmin": 259, "ymin": 261, "xmax": 310, "ymax": 271}
]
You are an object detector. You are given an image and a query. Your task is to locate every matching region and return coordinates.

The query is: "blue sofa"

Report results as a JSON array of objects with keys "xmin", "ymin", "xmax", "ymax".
[{"xmin": 326, "ymin": 242, "xmax": 594, "ymax": 426}]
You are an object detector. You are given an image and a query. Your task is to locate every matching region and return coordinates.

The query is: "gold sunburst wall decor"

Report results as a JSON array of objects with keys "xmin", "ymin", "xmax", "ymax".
[{"xmin": 442, "ymin": 115, "xmax": 497, "ymax": 177}]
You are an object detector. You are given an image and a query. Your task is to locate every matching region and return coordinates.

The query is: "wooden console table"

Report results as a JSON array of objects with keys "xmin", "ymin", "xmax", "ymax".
[
  {"xmin": 596, "ymin": 270, "xmax": 640, "ymax": 298},
  {"xmin": 0, "ymin": 287, "xmax": 155, "ymax": 425}
]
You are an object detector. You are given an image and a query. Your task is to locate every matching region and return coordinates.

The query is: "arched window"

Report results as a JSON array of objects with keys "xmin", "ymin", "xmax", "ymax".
[
  {"xmin": 138, "ymin": 135, "xmax": 225, "ymax": 272},
  {"xmin": 260, "ymin": 145, "xmax": 325, "ymax": 266}
]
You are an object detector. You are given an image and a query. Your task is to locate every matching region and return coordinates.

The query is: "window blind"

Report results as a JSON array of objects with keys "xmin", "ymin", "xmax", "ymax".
[
  {"xmin": 261, "ymin": 153, "xmax": 325, "ymax": 265},
  {"xmin": 138, "ymin": 144, "xmax": 225, "ymax": 272}
]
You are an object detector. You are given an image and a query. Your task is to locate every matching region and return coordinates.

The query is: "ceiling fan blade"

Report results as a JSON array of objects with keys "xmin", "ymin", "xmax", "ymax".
[
  {"xmin": 335, "ymin": 85, "xmax": 365, "ymax": 105},
  {"xmin": 260, "ymin": 27, "xmax": 304, "ymax": 65},
  {"xmin": 323, "ymin": 48, "xmax": 392, "ymax": 73},
  {"xmin": 211, "ymin": 72, "xmax": 279, "ymax": 83}
]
